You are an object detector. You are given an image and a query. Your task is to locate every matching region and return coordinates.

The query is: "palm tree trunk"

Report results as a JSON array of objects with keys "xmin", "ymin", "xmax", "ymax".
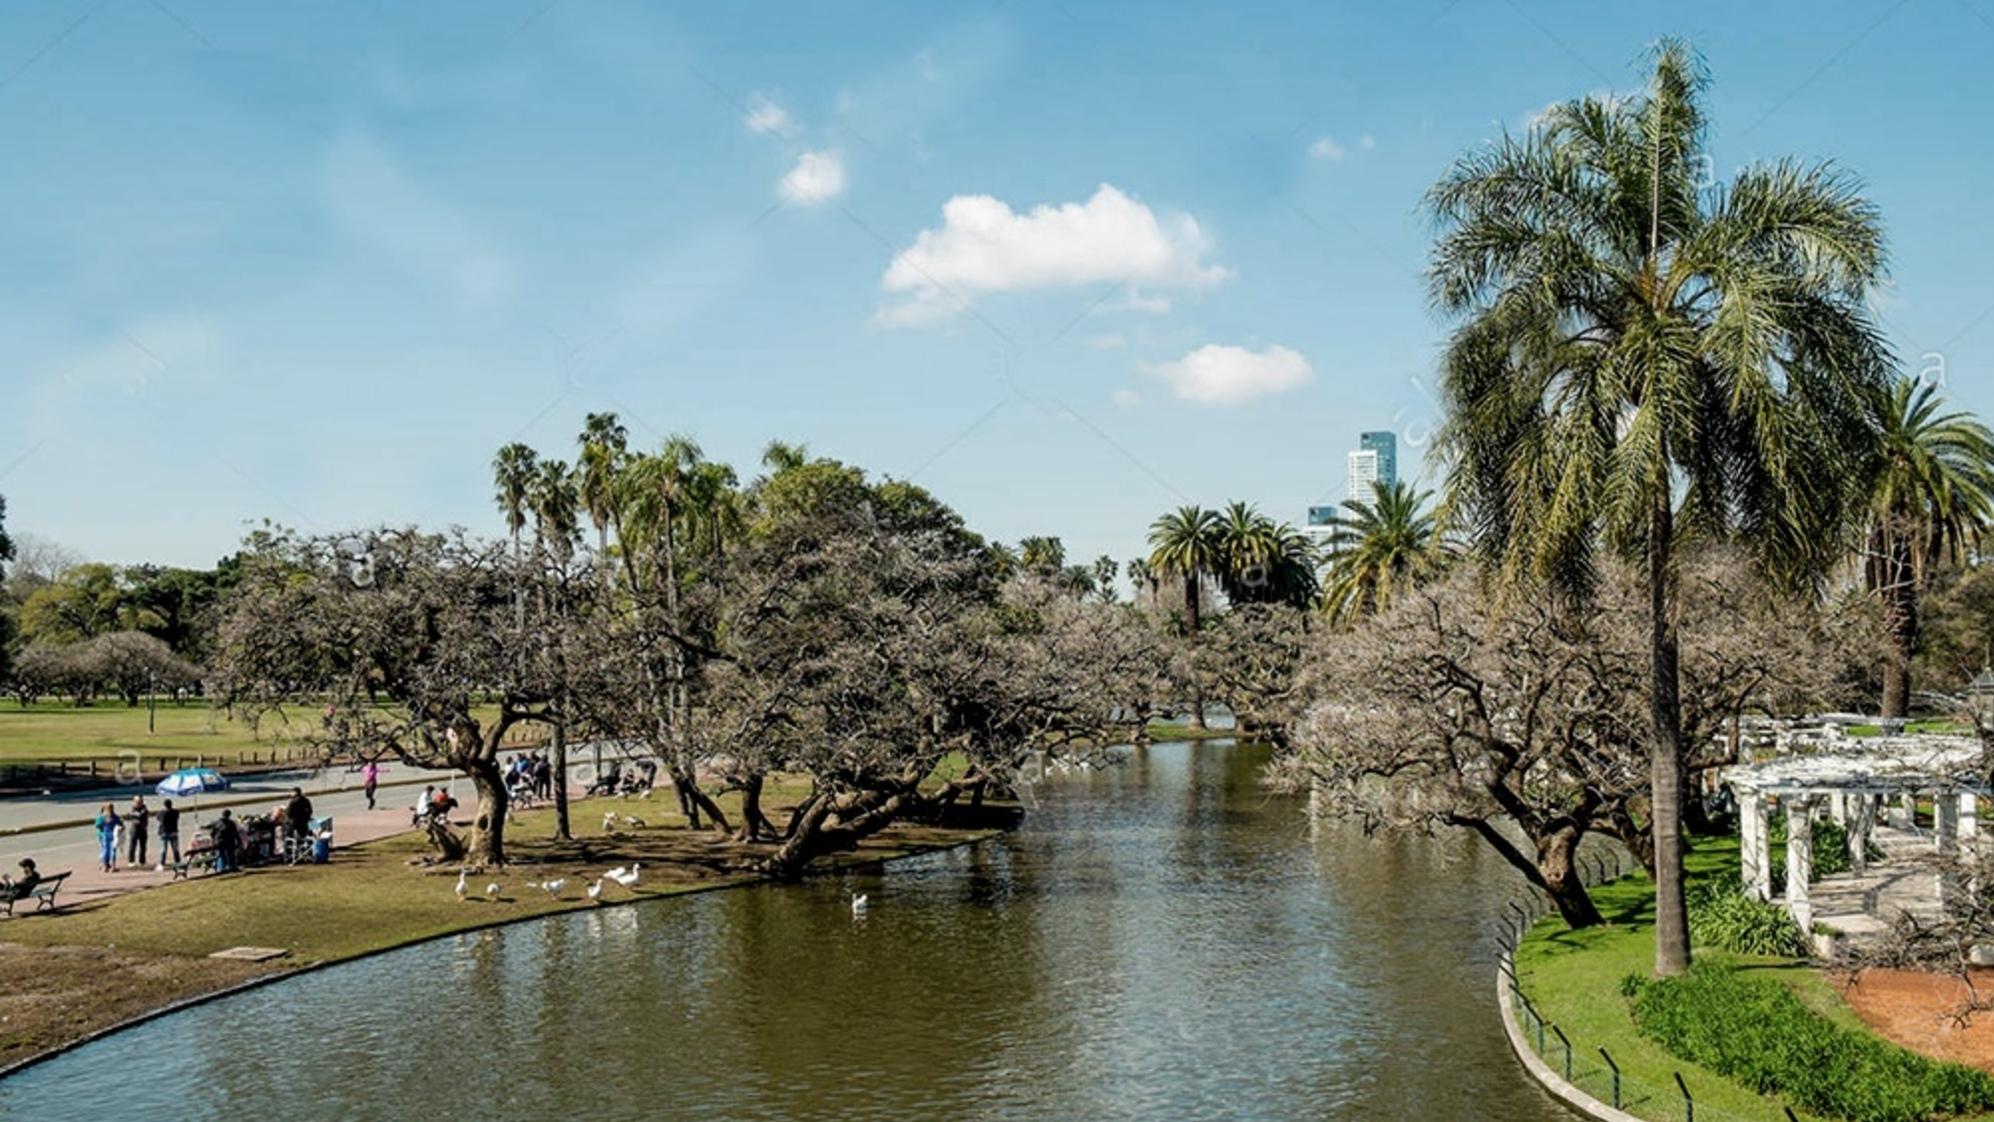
[
  {"xmin": 1648, "ymin": 493, "xmax": 1690, "ymax": 976},
  {"xmin": 1880, "ymin": 532, "xmax": 1917, "ymax": 719}
]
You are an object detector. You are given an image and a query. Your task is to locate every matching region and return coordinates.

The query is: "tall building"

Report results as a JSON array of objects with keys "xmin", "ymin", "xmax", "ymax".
[{"xmin": 1346, "ymin": 430, "xmax": 1398, "ymax": 500}]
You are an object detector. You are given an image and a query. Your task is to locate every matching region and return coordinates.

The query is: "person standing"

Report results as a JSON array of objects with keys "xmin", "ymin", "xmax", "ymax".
[
  {"xmin": 93, "ymin": 803, "xmax": 121, "ymax": 873},
  {"xmin": 157, "ymin": 798, "xmax": 182, "ymax": 869},
  {"xmin": 284, "ymin": 787, "xmax": 314, "ymax": 860},
  {"xmin": 213, "ymin": 808, "xmax": 242, "ymax": 872},
  {"xmin": 361, "ymin": 760, "xmax": 381, "ymax": 810},
  {"xmin": 126, "ymin": 796, "xmax": 151, "ymax": 869}
]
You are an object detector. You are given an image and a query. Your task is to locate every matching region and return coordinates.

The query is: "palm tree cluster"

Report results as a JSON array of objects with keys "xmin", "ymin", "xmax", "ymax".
[
  {"xmin": 1317, "ymin": 480, "xmax": 1449, "ymax": 625},
  {"xmin": 1423, "ymin": 37, "xmax": 1994, "ymax": 974},
  {"xmin": 1144, "ymin": 503, "xmax": 1317, "ymax": 628}
]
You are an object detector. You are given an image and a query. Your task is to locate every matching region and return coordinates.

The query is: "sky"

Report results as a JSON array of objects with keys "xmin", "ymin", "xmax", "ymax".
[{"xmin": 3, "ymin": 0, "xmax": 1993, "ymax": 571}]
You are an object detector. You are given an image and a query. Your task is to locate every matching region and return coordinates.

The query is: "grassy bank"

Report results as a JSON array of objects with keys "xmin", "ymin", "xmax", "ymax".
[
  {"xmin": 1514, "ymin": 837, "xmax": 1994, "ymax": 1122},
  {"xmin": 0, "ymin": 700, "xmax": 540, "ymax": 770},
  {"xmin": 0, "ymin": 781, "xmax": 1010, "ymax": 1071}
]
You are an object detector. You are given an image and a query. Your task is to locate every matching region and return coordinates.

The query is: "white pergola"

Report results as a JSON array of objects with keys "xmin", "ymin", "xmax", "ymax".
[{"xmin": 1722, "ymin": 735, "xmax": 1988, "ymax": 931}]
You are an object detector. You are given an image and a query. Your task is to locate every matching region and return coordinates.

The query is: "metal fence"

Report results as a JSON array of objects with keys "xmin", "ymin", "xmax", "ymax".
[{"xmin": 1493, "ymin": 850, "xmax": 1801, "ymax": 1122}]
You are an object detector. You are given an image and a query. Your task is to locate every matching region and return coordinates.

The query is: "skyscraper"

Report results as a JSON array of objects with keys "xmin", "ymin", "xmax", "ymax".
[{"xmin": 1347, "ymin": 430, "xmax": 1398, "ymax": 500}]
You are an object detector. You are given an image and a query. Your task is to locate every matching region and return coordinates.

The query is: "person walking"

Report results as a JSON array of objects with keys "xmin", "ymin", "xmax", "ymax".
[
  {"xmin": 361, "ymin": 760, "xmax": 381, "ymax": 811},
  {"xmin": 157, "ymin": 798, "xmax": 182, "ymax": 870},
  {"xmin": 93, "ymin": 803, "xmax": 121, "ymax": 873}
]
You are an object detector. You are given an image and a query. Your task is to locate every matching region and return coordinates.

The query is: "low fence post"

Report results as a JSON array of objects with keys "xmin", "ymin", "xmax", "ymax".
[
  {"xmin": 1674, "ymin": 1071, "xmax": 1693, "ymax": 1122},
  {"xmin": 1550, "ymin": 1024, "xmax": 1572, "ymax": 1081},
  {"xmin": 1599, "ymin": 1047, "xmax": 1620, "ymax": 1109}
]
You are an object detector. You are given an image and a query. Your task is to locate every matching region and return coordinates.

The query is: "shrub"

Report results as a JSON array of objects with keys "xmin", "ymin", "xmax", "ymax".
[
  {"xmin": 1769, "ymin": 815, "xmax": 1883, "ymax": 881},
  {"xmin": 1684, "ymin": 881, "xmax": 1808, "ymax": 956},
  {"xmin": 1625, "ymin": 965, "xmax": 1994, "ymax": 1122}
]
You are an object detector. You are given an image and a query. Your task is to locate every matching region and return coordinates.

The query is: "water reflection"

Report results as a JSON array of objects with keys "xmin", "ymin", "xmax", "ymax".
[{"xmin": 2, "ymin": 742, "xmax": 1572, "ymax": 1121}]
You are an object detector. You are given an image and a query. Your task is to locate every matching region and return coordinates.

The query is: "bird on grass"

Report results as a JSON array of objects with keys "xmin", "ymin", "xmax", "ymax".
[
  {"xmin": 586, "ymin": 878, "xmax": 605, "ymax": 902},
  {"xmin": 485, "ymin": 882, "xmax": 500, "ymax": 900},
  {"xmin": 851, "ymin": 893, "xmax": 869, "ymax": 916},
  {"xmin": 536, "ymin": 878, "xmax": 567, "ymax": 898},
  {"xmin": 608, "ymin": 863, "xmax": 641, "ymax": 888},
  {"xmin": 601, "ymin": 812, "xmax": 618, "ymax": 833},
  {"xmin": 454, "ymin": 870, "xmax": 468, "ymax": 901},
  {"xmin": 621, "ymin": 815, "xmax": 647, "ymax": 828}
]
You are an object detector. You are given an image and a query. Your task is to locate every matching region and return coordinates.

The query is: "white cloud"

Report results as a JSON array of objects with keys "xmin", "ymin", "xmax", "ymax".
[
  {"xmin": 778, "ymin": 150, "xmax": 846, "ymax": 204},
  {"xmin": 1309, "ymin": 136, "xmax": 1345, "ymax": 161},
  {"xmin": 1112, "ymin": 388, "xmax": 1141, "ymax": 408},
  {"xmin": 1106, "ymin": 289, "xmax": 1172, "ymax": 315},
  {"xmin": 1360, "ymin": 133, "xmax": 1376, "ymax": 150},
  {"xmin": 878, "ymin": 184, "xmax": 1228, "ymax": 325},
  {"xmin": 744, "ymin": 93, "xmax": 794, "ymax": 136},
  {"xmin": 1147, "ymin": 344, "xmax": 1313, "ymax": 405}
]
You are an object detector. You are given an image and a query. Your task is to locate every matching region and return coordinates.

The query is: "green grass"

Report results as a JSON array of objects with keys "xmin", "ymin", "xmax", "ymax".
[
  {"xmin": 0, "ymin": 700, "xmax": 537, "ymax": 769},
  {"xmin": 1510, "ymin": 835, "xmax": 1974, "ymax": 1122},
  {"xmin": 1845, "ymin": 720, "xmax": 1971, "ymax": 738}
]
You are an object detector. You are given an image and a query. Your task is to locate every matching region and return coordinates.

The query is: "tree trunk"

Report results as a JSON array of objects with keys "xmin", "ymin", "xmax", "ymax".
[
  {"xmin": 1185, "ymin": 574, "xmax": 1207, "ymax": 730},
  {"xmin": 1538, "ymin": 829, "xmax": 1605, "ymax": 928},
  {"xmin": 1648, "ymin": 494, "xmax": 1690, "ymax": 976},
  {"xmin": 1880, "ymin": 532, "xmax": 1917, "ymax": 719},
  {"xmin": 465, "ymin": 758, "xmax": 509, "ymax": 868},
  {"xmin": 736, "ymin": 771, "xmax": 774, "ymax": 842},
  {"xmin": 551, "ymin": 716, "xmax": 571, "ymax": 841},
  {"xmin": 671, "ymin": 766, "xmax": 731, "ymax": 836}
]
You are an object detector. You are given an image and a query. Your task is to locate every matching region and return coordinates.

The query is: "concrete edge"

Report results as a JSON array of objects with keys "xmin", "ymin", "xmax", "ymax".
[
  {"xmin": 1497, "ymin": 949, "xmax": 1645, "ymax": 1122},
  {"xmin": 0, "ymin": 826, "xmax": 1005, "ymax": 1085}
]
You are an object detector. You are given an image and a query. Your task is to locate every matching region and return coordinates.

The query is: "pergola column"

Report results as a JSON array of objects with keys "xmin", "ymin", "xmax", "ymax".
[
  {"xmin": 1962, "ymin": 793, "xmax": 1979, "ymax": 841},
  {"xmin": 1739, "ymin": 789, "xmax": 1773, "ymax": 901},
  {"xmin": 1785, "ymin": 798, "xmax": 1815, "ymax": 932},
  {"xmin": 1828, "ymin": 792, "xmax": 1849, "ymax": 825},
  {"xmin": 1848, "ymin": 792, "xmax": 1876, "ymax": 875},
  {"xmin": 1937, "ymin": 789, "xmax": 1960, "ymax": 855}
]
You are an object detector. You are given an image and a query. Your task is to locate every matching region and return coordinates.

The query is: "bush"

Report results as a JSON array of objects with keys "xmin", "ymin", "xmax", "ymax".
[
  {"xmin": 1769, "ymin": 815, "xmax": 1883, "ymax": 881},
  {"xmin": 1625, "ymin": 965, "xmax": 1994, "ymax": 1122},
  {"xmin": 1685, "ymin": 880, "xmax": 1808, "ymax": 956}
]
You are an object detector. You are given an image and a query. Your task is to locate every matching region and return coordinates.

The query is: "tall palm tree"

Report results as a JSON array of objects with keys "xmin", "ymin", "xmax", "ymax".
[
  {"xmin": 1215, "ymin": 501, "xmax": 1277, "ymax": 583},
  {"xmin": 761, "ymin": 439, "xmax": 810, "ymax": 474},
  {"xmin": 1863, "ymin": 377, "xmax": 1994, "ymax": 716},
  {"xmin": 1147, "ymin": 505, "xmax": 1222, "ymax": 729},
  {"xmin": 530, "ymin": 459, "xmax": 581, "ymax": 564},
  {"xmin": 576, "ymin": 412, "xmax": 628, "ymax": 574},
  {"xmin": 1319, "ymin": 480, "xmax": 1443, "ymax": 624},
  {"xmin": 492, "ymin": 443, "xmax": 540, "ymax": 562},
  {"xmin": 1428, "ymin": 39, "xmax": 1890, "ymax": 975}
]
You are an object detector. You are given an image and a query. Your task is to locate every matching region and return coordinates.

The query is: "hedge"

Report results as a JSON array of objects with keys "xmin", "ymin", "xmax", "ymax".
[{"xmin": 1624, "ymin": 965, "xmax": 1994, "ymax": 1122}]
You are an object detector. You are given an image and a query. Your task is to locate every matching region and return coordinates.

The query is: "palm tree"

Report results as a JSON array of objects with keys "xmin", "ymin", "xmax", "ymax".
[
  {"xmin": 492, "ymin": 443, "xmax": 540, "ymax": 562},
  {"xmin": 1862, "ymin": 377, "xmax": 1994, "ymax": 716},
  {"xmin": 1319, "ymin": 480, "xmax": 1444, "ymax": 625},
  {"xmin": 1428, "ymin": 39, "xmax": 1891, "ymax": 975},
  {"xmin": 530, "ymin": 459, "xmax": 581, "ymax": 564},
  {"xmin": 1019, "ymin": 535, "xmax": 1067, "ymax": 575},
  {"xmin": 761, "ymin": 439, "xmax": 810, "ymax": 474},
  {"xmin": 1090, "ymin": 555, "xmax": 1119, "ymax": 603},
  {"xmin": 1215, "ymin": 501, "xmax": 1277, "ymax": 588},
  {"xmin": 1147, "ymin": 505, "xmax": 1223, "ymax": 728},
  {"xmin": 576, "ymin": 412, "xmax": 628, "ymax": 574}
]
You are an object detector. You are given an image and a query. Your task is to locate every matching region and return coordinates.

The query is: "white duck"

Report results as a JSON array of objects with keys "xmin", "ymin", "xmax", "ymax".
[
  {"xmin": 485, "ymin": 882, "xmax": 500, "ymax": 900},
  {"xmin": 610, "ymin": 863, "xmax": 641, "ymax": 887},
  {"xmin": 538, "ymin": 878, "xmax": 567, "ymax": 897},
  {"xmin": 602, "ymin": 812, "xmax": 618, "ymax": 832},
  {"xmin": 586, "ymin": 878, "xmax": 605, "ymax": 901},
  {"xmin": 851, "ymin": 893, "xmax": 869, "ymax": 916},
  {"xmin": 454, "ymin": 870, "xmax": 468, "ymax": 901}
]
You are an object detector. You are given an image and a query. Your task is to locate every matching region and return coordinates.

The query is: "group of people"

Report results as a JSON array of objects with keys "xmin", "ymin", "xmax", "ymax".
[
  {"xmin": 91, "ymin": 795, "xmax": 184, "ymax": 874},
  {"xmin": 506, "ymin": 752, "xmax": 555, "ymax": 804},
  {"xmin": 412, "ymin": 784, "xmax": 460, "ymax": 826}
]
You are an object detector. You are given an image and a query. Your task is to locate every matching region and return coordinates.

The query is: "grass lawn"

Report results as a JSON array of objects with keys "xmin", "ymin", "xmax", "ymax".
[
  {"xmin": 0, "ymin": 778, "xmax": 1007, "ymax": 1068},
  {"xmin": 0, "ymin": 700, "xmax": 539, "ymax": 769},
  {"xmin": 1515, "ymin": 836, "xmax": 1994, "ymax": 1122},
  {"xmin": 1845, "ymin": 719, "xmax": 1972, "ymax": 738}
]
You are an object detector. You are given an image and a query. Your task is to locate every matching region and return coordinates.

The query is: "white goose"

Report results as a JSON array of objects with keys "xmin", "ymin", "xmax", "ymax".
[
  {"xmin": 485, "ymin": 882, "xmax": 500, "ymax": 900},
  {"xmin": 586, "ymin": 878, "xmax": 605, "ymax": 902},
  {"xmin": 454, "ymin": 870, "xmax": 468, "ymax": 901},
  {"xmin": 610, "ymin": 863, "xmax": 641, "ymax": 888},
  {"xmin": 851, "ymin": 893, "xmax": 869, "ymax": 916},
  {"xmin": 538, "ymin": 878, "xmax": 567, "ymax": 897}
]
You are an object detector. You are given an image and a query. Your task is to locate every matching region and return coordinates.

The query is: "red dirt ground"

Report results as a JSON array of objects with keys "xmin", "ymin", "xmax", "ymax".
[{"xmin": 1839, "ymin": 968, "xmax": 1994, "ymax": 1069}]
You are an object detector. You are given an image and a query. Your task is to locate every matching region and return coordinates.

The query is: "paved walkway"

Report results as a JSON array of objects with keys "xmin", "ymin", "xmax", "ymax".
[{"xmin": 1813, "ymin": 825, "xmax": 1950, "ymax": 946}]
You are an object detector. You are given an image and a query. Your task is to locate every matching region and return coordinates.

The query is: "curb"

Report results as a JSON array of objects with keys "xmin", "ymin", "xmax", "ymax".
[{"xmin": 1497, "ymin": 948, "xmax": 1643, "ymax": 1122}]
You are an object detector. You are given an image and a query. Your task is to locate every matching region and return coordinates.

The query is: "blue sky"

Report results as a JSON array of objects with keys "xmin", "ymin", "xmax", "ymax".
[{"xmin": 4, "ymin": 0, "xmax": 1992, "ymax": 570}]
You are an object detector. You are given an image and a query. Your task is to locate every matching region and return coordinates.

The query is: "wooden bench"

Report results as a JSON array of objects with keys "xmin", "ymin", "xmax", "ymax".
[{"xmin": 1, "ymin": 871, "xmax": 71, "ymax": 916}]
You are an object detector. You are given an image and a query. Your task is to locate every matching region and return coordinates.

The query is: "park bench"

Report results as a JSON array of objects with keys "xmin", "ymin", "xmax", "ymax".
[{"xmin": 0, "ymin": 871, "xmax": 71, "ymax": 916}]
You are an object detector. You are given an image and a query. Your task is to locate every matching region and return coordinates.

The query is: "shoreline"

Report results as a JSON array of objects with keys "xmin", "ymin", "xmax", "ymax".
[{"xmin": 0, "ymin": 799, "xmax": 1016, "ymax": 1081}]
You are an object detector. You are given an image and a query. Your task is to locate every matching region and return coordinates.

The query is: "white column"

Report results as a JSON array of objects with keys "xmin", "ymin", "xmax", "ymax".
[
  {"xmin": 1785, "ymin": 798, "xmax": 1814, "ymax": 932},
  {"xmin": 1848, "ymin": 793, "xmax": 1875, "ymax": 874},
  {"xmin": 1828, "ymin": 792, "xmax": 1849, "ymax": 825},
  {"xmin": 1962, "ymin": 793, "xmax": 1979, "ymax": 841},
  {"xmin": 1937, "ymin": 789, "xmax": 1960, "ymax": 855},
  {"xmin": 1741, "ymin": 790, "xmax": 1773, "ymax": 901}
]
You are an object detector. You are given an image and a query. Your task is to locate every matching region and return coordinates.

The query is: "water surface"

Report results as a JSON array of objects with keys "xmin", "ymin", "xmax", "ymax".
[{"xmin": 3, "ymin": 741, "xmax": 1571, "ymax": 1121}]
